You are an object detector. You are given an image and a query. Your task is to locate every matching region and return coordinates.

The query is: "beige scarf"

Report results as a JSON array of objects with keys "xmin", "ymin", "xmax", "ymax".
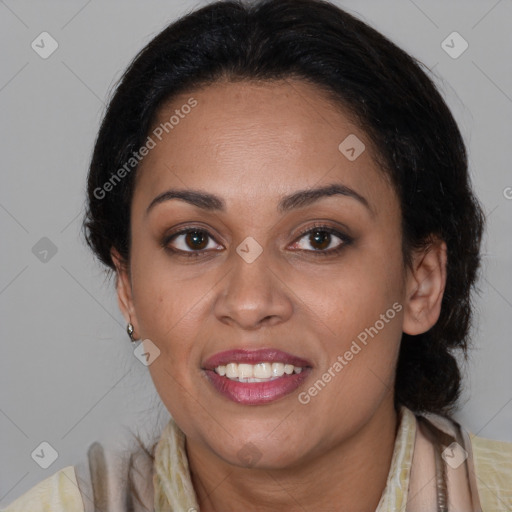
[{"xmin": 152, "ymin": 407, "xmax": 483, "ymax": 511}]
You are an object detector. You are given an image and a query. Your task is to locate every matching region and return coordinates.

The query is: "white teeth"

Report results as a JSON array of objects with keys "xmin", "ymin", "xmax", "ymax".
[
  {"xmin": 226, "ymin": 363, "xmax": 238, "ymax": 378},
  {"xmin": 272, "ymin": 362, "xmax": 285, "ymax": 377},
  {"xmin": 254, "ymin": 362, "xmax": 272, "ymax": 379},
  {"xmin": 214, "ymin": 362, "xmax": 304, "ymax": 381},
  {"xmin": 284, "ymin": 364, "xmax": 294, "ymax": 375},
  {"xmin": 238, "ymin": 364, "xmax": 253, "ymax": 379}
]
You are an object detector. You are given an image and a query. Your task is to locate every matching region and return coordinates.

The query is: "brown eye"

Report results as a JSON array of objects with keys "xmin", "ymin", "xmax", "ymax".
[
  {"xmin": 164, "ymin": 228, "xmax": 222, "ymax": 255},
  {"xmin": 290, "ymin": 225, "xmax": 352, "ymax": 255},
  {"xmin": 185, "ymin": 230, "xmax": 208, "ymax": 250},
  {"xmin": 309, "ymin": 230, "xmax": 331, "ymax": 250}
]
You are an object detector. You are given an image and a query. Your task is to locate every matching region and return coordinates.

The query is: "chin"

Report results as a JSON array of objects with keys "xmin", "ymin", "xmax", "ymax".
[{"xmin": 203, "ymin": 424, "xmax": 311, "ymax": 470}]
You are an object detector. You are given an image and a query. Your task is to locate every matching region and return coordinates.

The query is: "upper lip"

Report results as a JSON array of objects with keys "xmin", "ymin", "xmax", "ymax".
[{"xmin": 203, "ymin": 348, "xmax": 312, "ymax": 370}]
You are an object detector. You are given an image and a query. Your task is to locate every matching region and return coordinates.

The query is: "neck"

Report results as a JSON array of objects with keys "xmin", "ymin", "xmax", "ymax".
[{"xmin": 186, "ymin": 398, "xmax": 399, "ymax": 512}]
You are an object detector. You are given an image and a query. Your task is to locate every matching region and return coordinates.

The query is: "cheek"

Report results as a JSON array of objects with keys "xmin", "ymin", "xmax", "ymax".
[
  {"xmin": 290, "ymin": 240, "xmax": 405, "ymax": 332},
  {"xmin": 290, "ymin": 239, "xmax": 405, "ymax": 391},
  {"xmin": 130, "ymin": 261, "xmax": 212, "ymax": 426},
  {"xmin": 130, "ymin": 241, "xmax": 206, "ymax": 332},
  {"xmin": 128, "ymin": 260, "xmax": 207, "ymax": 390}
]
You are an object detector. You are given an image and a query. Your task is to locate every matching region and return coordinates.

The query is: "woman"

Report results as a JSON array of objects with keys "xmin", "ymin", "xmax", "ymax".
[{"xmin": 3, "ymin": 0, "xmax": 511, "ymax": 510}]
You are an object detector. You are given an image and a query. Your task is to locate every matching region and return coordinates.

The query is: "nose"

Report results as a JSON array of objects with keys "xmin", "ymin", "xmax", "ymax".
[{"xmin": 213, "ymin": 249, "xmax": 293, "ymax": 330}]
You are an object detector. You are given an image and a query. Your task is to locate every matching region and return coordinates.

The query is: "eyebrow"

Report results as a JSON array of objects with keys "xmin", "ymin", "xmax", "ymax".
[
  {"xmin": 277, "ymin": 183, "xmax": 371, "ymax": 214},
  {"xmin": 146, "ymin": 183, "xmax": 371, "ymax": 215}
]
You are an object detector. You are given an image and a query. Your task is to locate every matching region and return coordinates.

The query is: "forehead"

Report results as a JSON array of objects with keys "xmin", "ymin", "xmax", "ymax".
[{"xmin": 134, "ymin": 79, "xmax": 394, "ymax": 214}]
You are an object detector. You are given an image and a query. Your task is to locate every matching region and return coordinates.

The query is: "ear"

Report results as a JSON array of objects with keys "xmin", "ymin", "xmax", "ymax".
[
  {"xmin": 402, "ymin": 238, "xmax": 447, "ymax": 336},
  {"xmin": 111, "ymin": 248, "xmax": 139, "ymax": 338}
]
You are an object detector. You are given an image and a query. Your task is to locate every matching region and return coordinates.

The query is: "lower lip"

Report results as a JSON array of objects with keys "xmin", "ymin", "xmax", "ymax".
[{"xmin": 205, "ymin": 369, "xmax": 311, "ymax": 405}]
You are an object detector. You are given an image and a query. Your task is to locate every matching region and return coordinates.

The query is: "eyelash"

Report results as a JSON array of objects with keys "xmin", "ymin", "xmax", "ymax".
[{"xmin": 161, "ymin": 223, "xmax": 353, "ymax": 258}]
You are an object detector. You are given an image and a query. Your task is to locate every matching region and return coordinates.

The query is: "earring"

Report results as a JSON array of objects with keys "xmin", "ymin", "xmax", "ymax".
[{"xmin": 127, "ymin": 322, "xmax": 137, "ymax": 343}]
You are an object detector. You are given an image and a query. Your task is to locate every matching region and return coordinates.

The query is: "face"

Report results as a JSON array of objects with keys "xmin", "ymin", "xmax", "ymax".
[{"xmin": 114, "ymin": 79, "xmax": 443, "ymax": 469}]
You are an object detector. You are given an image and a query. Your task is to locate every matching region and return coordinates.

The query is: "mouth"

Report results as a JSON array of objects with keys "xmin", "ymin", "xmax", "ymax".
[{"xmin": 203, "ymin": 348, "xmax": 312, "ymax": 405}]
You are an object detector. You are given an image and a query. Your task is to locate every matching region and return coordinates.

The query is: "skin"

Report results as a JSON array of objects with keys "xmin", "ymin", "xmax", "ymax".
[{"xmin": 113, "ymin": 79, "xmax": 447, "ymax": 512}]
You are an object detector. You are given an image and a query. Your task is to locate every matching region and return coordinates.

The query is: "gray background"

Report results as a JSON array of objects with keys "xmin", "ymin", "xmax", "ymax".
[{"xmin": 1, "ymin": 0, "xmax": 511, "ymax": 504}]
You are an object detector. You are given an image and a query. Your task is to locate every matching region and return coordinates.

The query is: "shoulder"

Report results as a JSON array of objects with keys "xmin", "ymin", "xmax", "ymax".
[
  {"xmin": 74, "ymin": 440, "xmax": 154, "ymax": 511},
  {"xmin": 414, "ymin": 409, "xmax": 512, "ymax": 509},
  {"xmin": 1, "ymin": 440, "xmax": 154, "ymax": 512},
  {"xmin": 0, "ymin": 466, "xmax": 84, "ymax": 512},
  {"xmin": 471, "ymin": 434, "xmax": 512, "ymax": 508}
]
